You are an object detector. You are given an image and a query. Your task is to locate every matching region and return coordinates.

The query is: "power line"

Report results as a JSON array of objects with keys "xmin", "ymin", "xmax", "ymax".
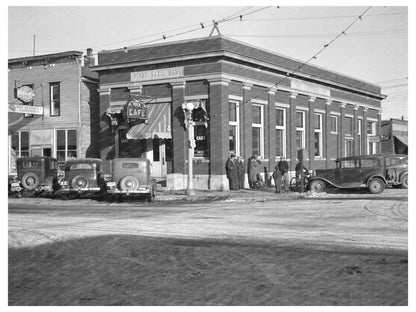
[
  {"xmin": 230, "ymin": 12, "xmax": 407, "ymax": 22},
  {"xmin": 212, "ymin": 6, "xmax": 375, "ymax": 118},
  {"xmin": 226, "ymin": 29, "xmax": 407, "ymax": 39}
]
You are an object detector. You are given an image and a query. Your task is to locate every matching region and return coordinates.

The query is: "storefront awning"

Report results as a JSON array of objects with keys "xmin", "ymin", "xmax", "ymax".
[
  {"xmin": 126, "ymin": 103, "xmax": 171, "ymax": 140},
  {"xmin": 394, "ymin": 134, "xmax": 408, "ymax": 146}
]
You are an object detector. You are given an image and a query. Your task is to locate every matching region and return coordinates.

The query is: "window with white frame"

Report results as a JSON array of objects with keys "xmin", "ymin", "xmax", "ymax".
[
  {"xmin": 56, "ymin": 129, "xmax": 77, "ymax": 163},
  {"xmin": 357, "ymin": 119, "xmax": 362, "ymax": 155},
  {"xmin": 314, "ymin": 113, "xmax": 323, "ymax": 157},
  {"xmin": 345, "ymin": 138, "xmax": 354, "ymax": 157},
  {"xmin": 11, "ymin": 131, "xmax": 30, "ymax": 157},
  {"xmin": 229, "ymin": 101, "xmax": 239, "ymax": 156},
  {"xmin": 275, "ymin": 107, "xmax": 286, "ymax": 158},
  {"xmin": 345, "ymin": 117, "xmax": 353, "ymax": 136},
  {"xmin": 367, "ymin": 120, "xmax": 377, "ymax": 155},
  {"xmin": 296, "ymin": 110, "xmax": 306, "ymax": 150},
  {"xmin": 252, "ymin": 104, "xmax": 264, "ymax": 157},
  {"xmin": 50, "ymin": 82, "xmax": 61, "ymax": 116},
  {"xmin": 330, "ymin": 115, "xmax": 338, "ymax": 134}
]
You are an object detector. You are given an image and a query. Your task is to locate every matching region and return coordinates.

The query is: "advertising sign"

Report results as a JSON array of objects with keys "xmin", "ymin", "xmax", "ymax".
[
  {"xmin": 131, "ymin": 67, "xmax": 184, "ymax": 82},
  {"xmin": 126, "ymin": 99, "xmax": 148, "ymax": 121},
  {"xmin": 17, "ymin": 86, "xmax": 36, "ymax": 103},
  {"xmin": 8, "ymin": 104, "xmax": 43, "ymax": 115}
]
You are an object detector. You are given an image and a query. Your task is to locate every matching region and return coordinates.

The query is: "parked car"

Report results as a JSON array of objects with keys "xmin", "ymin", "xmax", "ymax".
[
  {"xmin": 309, "ymin": 154, "xmax": 408, "ymax": 194},
  {"xmin": 10, "ymin": 156, "xmax": 59, "ymax": 196},
  {"xmin": 384, "ymin": 154, "xmax": 408, "ymax": 189},
  {"xmin": 59, "ymin": 158, "xmax": 106, "ymax": 197},
  {"xmin": 106, "ymin": 158, "xmax": 156, "ymax": 202}
]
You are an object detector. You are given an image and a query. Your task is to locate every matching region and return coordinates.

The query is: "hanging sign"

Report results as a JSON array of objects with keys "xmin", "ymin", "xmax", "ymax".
[
  {"xmin": 17, "ymin": 86, "xmax": 36, "ymax": 103},
  {"xmin": 126, "ymin": 99, "xmax": 148, "ymax": 121}
]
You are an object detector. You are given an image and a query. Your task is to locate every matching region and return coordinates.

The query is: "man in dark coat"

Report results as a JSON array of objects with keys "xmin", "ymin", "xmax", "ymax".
[
  {"xmin": 277, "ymin": 156, "xmax": 289, "ymax": 192},
  {"xmin": 226, "ymin": 154, "xmax": 238, "ymax": 190},
  {"xmin": 236, "ymin": 156, "xmax": 245, "ymax": 189}
]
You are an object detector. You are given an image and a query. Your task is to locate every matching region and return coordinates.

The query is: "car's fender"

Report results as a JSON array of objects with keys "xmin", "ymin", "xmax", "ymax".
[
  {"xmin": 308, "ymin": 177, "xmax": 338, "ymax": 188},
  {"xmin": 365, "ymin": 175, "xmax": 387, "ymax": 187}
]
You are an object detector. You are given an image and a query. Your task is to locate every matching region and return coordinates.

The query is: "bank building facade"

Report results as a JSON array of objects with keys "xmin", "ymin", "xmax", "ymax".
[{"xmin": 92, "ymin": 36, "xmax": 384, "ymax": 191}]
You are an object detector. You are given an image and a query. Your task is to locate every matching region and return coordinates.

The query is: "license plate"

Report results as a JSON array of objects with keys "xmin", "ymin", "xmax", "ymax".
[
  {"xmin": 61, "ymin": 181, "xmax": 69, "ymax": 186},
  {"xmin": 107, "ymin": 182, "xmax": 116, "ymax": 187},
  {"xmin": 11, "ymin": 183, "xmax": 20, "ymax": 187}
]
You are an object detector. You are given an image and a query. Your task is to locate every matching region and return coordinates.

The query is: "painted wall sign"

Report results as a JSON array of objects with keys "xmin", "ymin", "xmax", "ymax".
[
  {"xmin": 291, "ymin": 79, "xmax": 331, "ymax": 97},
  {"xmin": 131, "ymin": 67, "xmax": 184, "ymax": 82},
  {"xmin": 17, "ymin": 86, "xmax": 36, "ymax": 103},
  {"xmin": 8, "ymin": 104, "xmax": 43, "ymax": 115},
  {"xmin": 126, "ymin": 99, "xmax": 148, "ymax": 120}
]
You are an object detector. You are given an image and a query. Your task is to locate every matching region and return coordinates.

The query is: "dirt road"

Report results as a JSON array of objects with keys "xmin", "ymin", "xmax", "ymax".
[
  {"xmin": 8, "ymin": 189, "xmax": 408, "ymax": 305},
  {"xmin": 8, "ymin": 189, "xmax": 408, "ymax": 252}
]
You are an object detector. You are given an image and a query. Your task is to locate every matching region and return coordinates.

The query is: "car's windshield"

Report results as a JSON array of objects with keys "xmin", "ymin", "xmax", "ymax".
[{"xmin": 68, "ymin": 163, "xmax": 93, "ymax": 170}]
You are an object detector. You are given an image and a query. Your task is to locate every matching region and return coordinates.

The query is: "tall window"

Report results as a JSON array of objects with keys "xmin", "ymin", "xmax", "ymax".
[
  {"xmin": 330, "ymin": 115, "xmax": 338, "ymax": 134},
  {"xmin": 56, "ymin": 129, "xmax": 77, "ymax": 163},
  {"xmin": 11, "ymin": 131, "xmax": 30, "ymax": 157},
  {"xmin": 252, "ymin": 104, "xmax": 264, "ymax": 157},
  {"xmin": 357, "ymin": 119, "xmax": 362, "ymax": 155},
  {"xmin": 275, "ymin": 107, "xmax": 286, "ymax": 158},
  {"xmin": 296, "ymin": 111, "xmax": 305, "ymax": 150},
  {"xmin": 314, "ymin": 113, "xmax": 323, "ymax": 157},
  {"xmin": 50, "ymin": 82, "xmax": 61, "ymax": 116},
  {"xmin": 367, "ymin": 121, "xmax": 377, "ymax": 155},
  {"xmin": 345, "ymin": 139, "xmax": 354, "ymax": 157},
  {"xmin": 345, "ymin": 117, "xmax": 353, "ymax": 135},
  {"xmin": 229, "ymin": 101, "xmax": 239, "ymax": 156}
]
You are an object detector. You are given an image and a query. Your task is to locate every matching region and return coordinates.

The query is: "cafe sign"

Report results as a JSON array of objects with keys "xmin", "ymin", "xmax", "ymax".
[
  {"xmin": 126, "ymin": 99, "xmax": 148, "ymax": 121},
  {"xmin": 17, "ymin": 86, "xmax": 35, "ymax": 103}
]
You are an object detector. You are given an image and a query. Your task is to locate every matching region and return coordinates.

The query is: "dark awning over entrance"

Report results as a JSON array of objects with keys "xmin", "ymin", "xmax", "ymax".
[
  {"xmin": 394, "ymin": 134, "xmax": 408, "ymax": 147},
  {"xmin": 126, "ymin": 103, "xmax": 171, "ymax": 140}
]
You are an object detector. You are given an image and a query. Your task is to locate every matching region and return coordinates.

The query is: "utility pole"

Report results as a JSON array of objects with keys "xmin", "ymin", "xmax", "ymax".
[{"xmin": 33, "ymin": 34, "xmax": 36, "ymax": 56}]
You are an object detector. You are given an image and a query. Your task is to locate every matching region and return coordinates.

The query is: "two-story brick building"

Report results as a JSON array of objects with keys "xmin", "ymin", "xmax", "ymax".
[
  {"xmin": 92, "ymin": 36, "xmax": 385, "ymax": 191},
  {"xmin": 8, "ymin": 49, "xmax": 99, "ymax": 175}
]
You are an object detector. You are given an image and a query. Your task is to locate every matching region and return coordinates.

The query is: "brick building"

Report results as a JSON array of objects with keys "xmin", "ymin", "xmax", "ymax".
[
  {"xmin": 8, "ymin": 50, "xmax": 99, "ymax": 175},
  {"xmin": 92, "ymin": 36, "xmax": 385, "ymax": 191}
]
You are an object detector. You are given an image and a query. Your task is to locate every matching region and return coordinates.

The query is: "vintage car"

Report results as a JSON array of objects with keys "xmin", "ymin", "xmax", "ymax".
[
  {"xmin": 308, "ymin": 154, "xmax": 408, "ymax": 194},
  {"xmin": 106, "ymin": 158, "xmax": 156, "ymax": 202},
  {"xmin": 59, "ymin": 158, "xmax": 106, "ymax": 196},
  {"xmin": 384, "ymin": 154, "xmax": 408, "ymax": 189},
  {"xmin": 11, "ymin": 156, "xmax": 59, "ymax": 196}
]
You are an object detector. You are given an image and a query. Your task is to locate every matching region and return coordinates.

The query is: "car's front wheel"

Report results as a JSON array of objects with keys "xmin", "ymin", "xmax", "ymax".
[
  {"xmin": 309, "ymin": 179, "xmax": 326, "ymax": 193},
  {"xmin": 368, "ymin": 178, "xmax": 385, "ymax": 194},
  {"xmin": 401, "ymin": 174, "xmax": 408, "ymax": 189}
]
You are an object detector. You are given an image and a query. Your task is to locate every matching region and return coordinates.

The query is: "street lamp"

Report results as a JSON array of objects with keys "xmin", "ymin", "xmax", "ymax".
[{"xmin": 182, "ymin": 102, "xmax": 196, "ymax": 196}]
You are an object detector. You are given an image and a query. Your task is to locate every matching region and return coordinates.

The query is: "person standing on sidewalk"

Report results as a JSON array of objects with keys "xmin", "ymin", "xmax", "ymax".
[
  {"xmin": 277, "ymin": 156, "xmax": 289, "ymax": 192},
  {"xmin": 236, "ymin": 156, "xmax": 245, "ymax": 190},
  {"xmin": 248, "ymin": 155, "xmax": 261, "ymax": 189},
  {"xmin": 226, "ymin": 154, "xmax": 238, "ymax": 190},
  {"xmin": 272, "ymin": 165, "xmax": 283, "ymax": 193}
]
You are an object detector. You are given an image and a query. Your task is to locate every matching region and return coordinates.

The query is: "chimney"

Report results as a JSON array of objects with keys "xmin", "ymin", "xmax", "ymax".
[{"xmin": 84, "ymin": 48, "xmax": 95, "ymax": 67}]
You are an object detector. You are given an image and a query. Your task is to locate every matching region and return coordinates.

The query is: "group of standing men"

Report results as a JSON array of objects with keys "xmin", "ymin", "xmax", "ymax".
[
  {"xmin": 226, "ymin": 154, "xmax": 290, "ymax": 191},
  {"xmin": 225, "ymin": 154, "xmax": 245, "ymax": 190}
]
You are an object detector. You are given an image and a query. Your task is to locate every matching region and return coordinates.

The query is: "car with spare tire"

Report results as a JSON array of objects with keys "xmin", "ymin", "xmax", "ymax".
[
  {"xmin": 308, "ymin": 154, "xmax": 407, "ymax": 194},
  {"xmin": 106, "ymin": 158, "xmax": 156, "ymax": 202},
  {"xmin": 11, "ymin": 156, "xmax": 60, "ymax": 196},
  {"xmin": 58, "ymin": 158, "xmax": 106, "ymax": 198}
]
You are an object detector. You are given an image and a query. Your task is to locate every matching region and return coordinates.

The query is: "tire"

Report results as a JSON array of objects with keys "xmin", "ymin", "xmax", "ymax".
[
  {"xmin": 146, "ymin": 193, "xmax": 153, "ymax": 203},
  {"xmin": 368, "ymin": 178, "xmax": 385, "ymax": 194},
  {"xmin": 71, "ymin": 175, "xmax": 89, "ymax": 189},
  {"xmin": 289, "ymin": 177, "xmax": 298, "ymax": 192},
  {"xmin": 401, "ymin": 174, "xmax": 408, "ymax": 189},
  {"xmin": 21, "ymin": 172, "xmax": 40, "ymax": 191},
  {"xmin": 309, "ymin": 179, "xmax": 326, "ymax": 193},
  {"xmin": 119, "ymin": 176, "xmax": 139, "ymax": 191}
]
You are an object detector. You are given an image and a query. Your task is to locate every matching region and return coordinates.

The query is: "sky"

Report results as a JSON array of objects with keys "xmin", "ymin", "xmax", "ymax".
[{"xmin": 6, "ymin": 2, "xmax": 411, "ymax": 120}]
